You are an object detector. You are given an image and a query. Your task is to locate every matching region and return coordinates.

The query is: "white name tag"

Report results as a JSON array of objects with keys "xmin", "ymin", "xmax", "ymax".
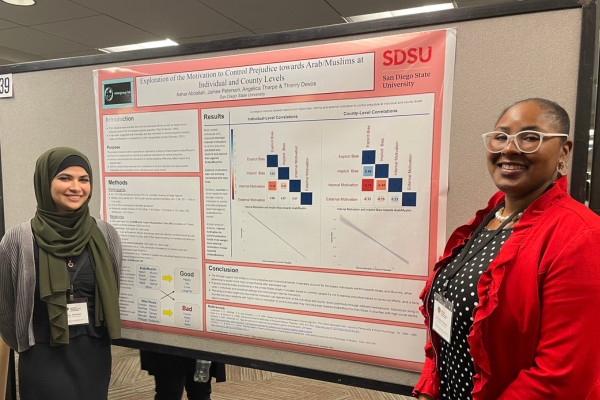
[
  {"xmin": 67, "ymin": 299, "xmax": 90, "ymax": 326},
  {"xmin": 432, "ymin": 292, "xmax": 454, "ymax": 343}
]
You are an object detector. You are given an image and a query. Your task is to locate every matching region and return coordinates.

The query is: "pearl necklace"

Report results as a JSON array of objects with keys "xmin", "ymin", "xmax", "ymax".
[{"xmin": 495, "ymin": 207, "xmax": 523, "ymax": 222}]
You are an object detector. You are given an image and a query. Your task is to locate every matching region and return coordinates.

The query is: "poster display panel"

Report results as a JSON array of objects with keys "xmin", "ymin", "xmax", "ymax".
[{"xmin": 94, "ymin": 29, "xmax": 456, "ymax": 371}]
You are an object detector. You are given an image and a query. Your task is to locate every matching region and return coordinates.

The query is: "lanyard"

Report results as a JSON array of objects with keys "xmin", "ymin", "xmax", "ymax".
[
  {"xmin": 67, "ymin": 255, "xmax": 87, "ymax": 301},
  {"xmin": 440, "ymin": 203, "xmax": 522, "ymax": 298}
]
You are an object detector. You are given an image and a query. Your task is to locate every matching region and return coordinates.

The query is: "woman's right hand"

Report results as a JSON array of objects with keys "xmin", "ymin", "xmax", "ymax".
[{"xmin": 418, "ymin": 395, "xmax": 435, "ymax": 400}]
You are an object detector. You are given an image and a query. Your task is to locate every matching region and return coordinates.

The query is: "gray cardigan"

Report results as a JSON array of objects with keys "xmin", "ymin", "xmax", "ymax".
[{"xmin": 0, "ymin": 220, "xmax": 121, "ymax": 352}]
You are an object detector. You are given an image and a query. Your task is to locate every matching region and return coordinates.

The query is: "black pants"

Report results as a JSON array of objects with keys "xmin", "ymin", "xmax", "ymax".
[
  {"xmin": 19, "ymin": 335, "xmax": 111, "ymax": 400},
  {"xmin": 153, "ymin": 372, "xmax": 212, "ymax": 400}
]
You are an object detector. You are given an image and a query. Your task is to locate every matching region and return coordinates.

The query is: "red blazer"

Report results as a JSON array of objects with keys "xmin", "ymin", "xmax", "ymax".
[{"xmin": 413, "ymin": 176, "xmax": 600, "ymax": 399}]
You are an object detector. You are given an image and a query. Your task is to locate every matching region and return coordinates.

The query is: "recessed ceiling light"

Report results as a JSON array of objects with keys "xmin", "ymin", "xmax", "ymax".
[
  {"xmin": 1, "ymin": 0, "xmax": 36, "ymax": 5},
  {"xmin": 391, "ymin": 3, "xmax": 455, "ymax": 17},
  {"xmin": 345, "ymin": 3, "xmax": 455, "ymax": 23},
  {"xmin": 345, "ymin": 11, "xmax": 394, "ymax": 23},
  {"xmin": 98, "ymin": 39, "xmax": 178, "ymax": 53}
]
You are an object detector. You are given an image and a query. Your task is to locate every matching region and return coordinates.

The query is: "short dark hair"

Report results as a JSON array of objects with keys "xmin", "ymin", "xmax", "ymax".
[{"xmin": 497, "ymin": 98, "xmax": 570, "ymax": 137}]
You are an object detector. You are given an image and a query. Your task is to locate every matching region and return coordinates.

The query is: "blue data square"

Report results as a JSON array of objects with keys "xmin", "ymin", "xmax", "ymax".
[
  {"xmin": 362, "ymin": 150, "xmax": 376, "ymax": 165},
  {"xmin": 375, "ymin": 164, "xmax": 389, "ymax": 178},
  {"xmin": 267, "ymin": 155, "xmax": 278, "ymax": 168},
  {"xmin": 278, "ymin": 167, "xmax": 289, "ymax": 180},
  {"xmin": 402, "ymin": 192, "xmax": 417, "ymax": 207},
  {"xmin": 363, "ymin": 166, "xmax": 374, "ymax": 177},
  {"xmin": 301, "ymin": 192, "xmax": 313, "ymax": 205},
  {"xmin": 289, "ymin": 180, "xmax": 301, "ymax": 192},
  {"xmin": 389, "ymin": 178, "xmax": 403, "ymax": 192}
]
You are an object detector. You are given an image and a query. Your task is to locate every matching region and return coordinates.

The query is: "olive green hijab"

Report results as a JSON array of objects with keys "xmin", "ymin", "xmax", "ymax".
[{"xmin": 31, "ymin": 147, "xmax": 121, "ymax": 346}]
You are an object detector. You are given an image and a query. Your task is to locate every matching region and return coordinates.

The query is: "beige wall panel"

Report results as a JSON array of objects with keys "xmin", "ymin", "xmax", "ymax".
[{"xmin": 0, "ymin": 8, "xmax": 582, "ymax": 386}]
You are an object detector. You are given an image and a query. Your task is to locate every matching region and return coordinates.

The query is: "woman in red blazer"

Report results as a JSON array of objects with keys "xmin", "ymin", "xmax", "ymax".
[{"xmin": 414, "ymin": 99, "xmax": 600, "ymax": 400}]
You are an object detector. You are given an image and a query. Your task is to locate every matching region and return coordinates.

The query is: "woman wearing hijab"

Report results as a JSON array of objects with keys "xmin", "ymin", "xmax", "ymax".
[
  {"xmin": 414, "ymin": 99, "xmax": 600, "ymax": 399},
  {"xmin": 0, "ymin": 147, "xmax": 122, "ymax": 400}
]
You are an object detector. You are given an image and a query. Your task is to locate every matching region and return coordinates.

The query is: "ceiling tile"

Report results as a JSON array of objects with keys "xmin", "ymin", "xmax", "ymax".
[
  {"xmin": 175, "ymin": 31, "xmax": 256, "ymax": 45},
  {"xmin": 252, "ymin": 18, "xmax": 345, "ymax": 35},
  {"xmin": 0, "ymin": 0, "xmax": 98, "ymax": 25},
  {"xmin": 0, "ymin": 45, "xmax": 43, "ymax": 63},
  {"xmin": 326, "ymin": 0, "xmax": 448, "ymax": 17},
  {"xmin": 199, "ymin": 0, "xmax": 341, "ymax": 30},
  {"xmin": 32, "ymin": 15, "xmax": 161, "ymax": 49},
  {"xmin": 0, "ymin": 58, "xmax": 14, "ymax": 66},
  {"xmin": 0, "ymin": 18, "xmax": 20, "ymax": 30},
  {"xmin": 0, "ymin": 27, "xmax": 91, "ymax": 55},
  {"xmin": 70, "ymin": 0, "xmax": 246, "ymax": 39}
]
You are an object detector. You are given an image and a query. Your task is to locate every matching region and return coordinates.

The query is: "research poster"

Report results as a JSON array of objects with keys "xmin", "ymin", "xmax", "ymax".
[{"xmin": 94, "ymin": 29, "xmax": 456, "ymax": 371}]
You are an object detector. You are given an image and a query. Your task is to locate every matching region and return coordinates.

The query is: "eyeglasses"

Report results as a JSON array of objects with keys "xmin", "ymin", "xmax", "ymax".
[{"xmin": 482, "ymin": 131, "xmax": 568, "ymax": 153}]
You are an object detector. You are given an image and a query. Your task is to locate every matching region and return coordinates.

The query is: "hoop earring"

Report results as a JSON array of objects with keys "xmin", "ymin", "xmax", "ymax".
[{"xmin": 557, "ymin": 161, "xmax": 568, "ymax": 175}]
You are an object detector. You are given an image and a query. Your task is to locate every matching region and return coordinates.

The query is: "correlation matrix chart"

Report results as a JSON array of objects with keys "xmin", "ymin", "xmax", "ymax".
[{"xmin": 96, "ymin": 28, "xmax": 456, "ymax": 372}]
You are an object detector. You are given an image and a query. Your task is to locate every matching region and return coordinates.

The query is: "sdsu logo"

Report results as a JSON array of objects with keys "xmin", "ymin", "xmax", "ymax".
[{"xmin": 382, "ymin": 46, "xmax": 432, "ymax": 66}]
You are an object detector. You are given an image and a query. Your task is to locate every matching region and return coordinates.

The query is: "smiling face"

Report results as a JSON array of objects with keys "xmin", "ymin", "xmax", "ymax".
[
  {"xmin": 487, "ymin": 101, "xmax": 572, "ymax": 201},
  {"xmin": 50, "ymin": 166, "xmax": 90, "ymax": 213}
]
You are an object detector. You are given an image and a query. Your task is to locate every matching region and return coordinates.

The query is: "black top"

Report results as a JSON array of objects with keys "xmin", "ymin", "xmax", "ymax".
[
  {"xmin": 33, "ymin": 242, "xmax": 107, "ymax": 342},
  {"xmin": 430, "ymin": 228, "xmax": 512, "ymax": 399}
]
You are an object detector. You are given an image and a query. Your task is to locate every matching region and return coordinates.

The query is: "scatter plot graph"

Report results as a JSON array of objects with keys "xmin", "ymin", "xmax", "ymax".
[
  {"xmin": 248, "ymin": 212, "xmax": 306, "ymax": 259},
  {"xmin": 330, "ymin": 213, "xmax": 416, "ymax": 274},
  {"xmin": 238, "ymin": 210, "xmax": 317, "ymax": 265},
  {"xmin": 340, "ymin": 215, "xmax": 408, "ymax": 264}
]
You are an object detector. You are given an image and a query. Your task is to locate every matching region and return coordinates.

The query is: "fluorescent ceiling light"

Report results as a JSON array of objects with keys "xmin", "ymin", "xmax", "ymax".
[
  {"xmin": 391, "ymin": 3, "xmax": 455, "ymax": 16},
  {"xmin": 346, "ymin": 3, "xmax": 455, "ymax": 22},
  {"xmin": 1, "ymin": 0, "xmax": 36, "ymax": 5},
  {"xmin": 99, "ymin": 39, "xmax": 178, "ymax": 53},
  {"xmin": 346, "ymin": 11, "xmax": 394, "ymax": 23}
]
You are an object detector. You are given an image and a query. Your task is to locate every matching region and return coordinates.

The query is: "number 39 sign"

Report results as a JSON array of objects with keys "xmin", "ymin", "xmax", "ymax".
[{"xmin": 0, "ymin": 74, "xmax": 13, "ymax": 98}]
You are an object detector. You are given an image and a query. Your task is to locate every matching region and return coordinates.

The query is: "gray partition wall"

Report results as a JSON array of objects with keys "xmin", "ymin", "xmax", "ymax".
[{"xmin": 0, "ymin": 1, "xmax": 595, "ymax": 396}]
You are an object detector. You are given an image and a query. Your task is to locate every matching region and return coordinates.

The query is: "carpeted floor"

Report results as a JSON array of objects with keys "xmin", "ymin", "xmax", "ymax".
[{"xmin": 15, "ymin": 346, "xmax": 412, "ymax": 400}]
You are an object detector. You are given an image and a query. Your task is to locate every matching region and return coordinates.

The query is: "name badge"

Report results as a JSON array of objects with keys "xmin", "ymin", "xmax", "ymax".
[
  {"xmin": 432, "ymin": 292, "xmax": 454, "ymax": 343},
  {"xmin": 67, "ymin": 298, "xmax": 90, "ymax": 326}
]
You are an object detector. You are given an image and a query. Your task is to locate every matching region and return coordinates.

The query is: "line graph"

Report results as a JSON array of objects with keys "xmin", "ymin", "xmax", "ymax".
[
  {"xmin": 247, "ymin": 212, "xmax": 306, "ymax": 259},
  {"xmin": 339, "ymin": 215, "xmax": 409, "ymax": 264}
]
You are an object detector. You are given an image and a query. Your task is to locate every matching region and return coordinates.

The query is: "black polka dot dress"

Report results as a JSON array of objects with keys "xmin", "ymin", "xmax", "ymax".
[{"xmin": 430, "ymin": 228, "xmax": 512, "ymax": 399}]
